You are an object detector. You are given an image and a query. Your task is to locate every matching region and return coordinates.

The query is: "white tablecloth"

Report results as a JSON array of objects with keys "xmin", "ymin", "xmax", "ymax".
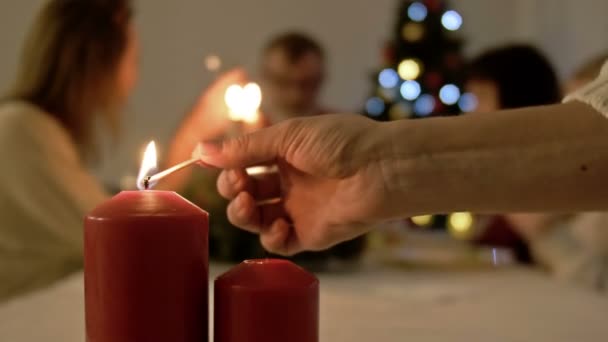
[{"xmin": 1, "ymin": 263, "xmax": 607, "ymax": 341}]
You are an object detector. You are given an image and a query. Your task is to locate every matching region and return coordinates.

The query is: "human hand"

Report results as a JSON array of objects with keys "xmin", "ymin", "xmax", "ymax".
[{"xmin": 197, "ymin": 114, "xmax": 390, "ymax": 255}]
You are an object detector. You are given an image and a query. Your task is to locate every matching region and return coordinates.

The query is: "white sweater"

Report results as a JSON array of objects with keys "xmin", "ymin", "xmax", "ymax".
[{"xmin": 0, "ymin": 102, "xmax": 108, "ymax": 302}]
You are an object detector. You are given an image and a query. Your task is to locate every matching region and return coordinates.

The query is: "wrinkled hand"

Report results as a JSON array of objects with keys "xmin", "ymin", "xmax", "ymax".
[{"xmin": 198, "ymin": 114, "xmax": 389, "ymax": 255}]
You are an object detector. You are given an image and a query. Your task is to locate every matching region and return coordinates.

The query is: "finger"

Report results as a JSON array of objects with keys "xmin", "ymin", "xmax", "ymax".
[
  {"xmin": 217, "ymin": 169, "xmax": 249, "ymax": 200},
  {"xmin": 227, "ymin": 192, "xmax": 288, "ymax": 233},
  {"xmin": 197, "ymin": 123, "xmax": 289, "ymax": 169},
  {"xmin": 217, "ymin": 169, "xmax": 282, "ymax": 200},
  {"xmin": 260, "ymin": 219, "xmax": 302, "ymax": 256},
  {"xmin": 226, "ymin": 192, "xmax": 261, "ymax": 234}
]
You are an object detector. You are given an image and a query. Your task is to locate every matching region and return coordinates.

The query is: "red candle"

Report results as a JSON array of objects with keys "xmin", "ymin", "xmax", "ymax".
[
  {"xmin": 85, "ymin": 190, "xmax": 208, "ymax": 342},
  {"xmin": 214, "ymin": 259, "xmax": 319, "ymax": 342}
]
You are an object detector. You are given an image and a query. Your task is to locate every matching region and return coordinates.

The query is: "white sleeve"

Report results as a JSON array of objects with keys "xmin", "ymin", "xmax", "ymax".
[{"xmin": 564, "ymin": 60, "xmax": 608, "ymax": 117}]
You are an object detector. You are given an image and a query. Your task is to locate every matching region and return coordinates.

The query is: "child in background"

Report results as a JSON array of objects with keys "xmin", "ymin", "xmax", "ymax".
[
  {"xmin": 506, "ymin": 52, "xmax": 608, "ymax": 291},
  {"xmin": 464, "ymin": 44, "xmax": 562, "ymax": 263}
]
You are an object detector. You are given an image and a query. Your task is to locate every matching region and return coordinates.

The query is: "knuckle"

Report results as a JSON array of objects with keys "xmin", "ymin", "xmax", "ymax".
[{"xmin": 230, "ymin": 134, "xmax": 250, "ymax": 153}]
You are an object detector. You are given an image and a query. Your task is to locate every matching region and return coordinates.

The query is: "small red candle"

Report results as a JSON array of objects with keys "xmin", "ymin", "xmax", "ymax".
[
  {"xmin": 84, "ymin": 143, "xmax": 209, "ymax": 342},
  {"xmin": 214, "ymin": 259, "xmax": 319, "ymax": 342}
]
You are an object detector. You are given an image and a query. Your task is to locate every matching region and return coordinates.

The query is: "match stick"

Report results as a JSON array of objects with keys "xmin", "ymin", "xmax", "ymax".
[
  {"xmin": 145, "ymin": 158, "xmax": 282, "ymax": 207},
  {"xmin": 145, "ymin": 158, "xmax": 199, "ymax": 188}
]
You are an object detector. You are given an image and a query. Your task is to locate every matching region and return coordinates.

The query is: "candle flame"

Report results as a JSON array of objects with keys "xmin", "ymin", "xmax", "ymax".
[
  {"xmin": 224, "ymin": 82, "xmax": 261, "ymax": 124},
  {"xmin": 137, "ymin": 141, "xmax": 158, "ymax": 190}
]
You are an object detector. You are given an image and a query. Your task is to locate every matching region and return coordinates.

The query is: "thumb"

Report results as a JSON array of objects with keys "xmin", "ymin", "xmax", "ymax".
[{"xmin": 196, "ymin": 125, "xmax": 285, "ymax": 169}]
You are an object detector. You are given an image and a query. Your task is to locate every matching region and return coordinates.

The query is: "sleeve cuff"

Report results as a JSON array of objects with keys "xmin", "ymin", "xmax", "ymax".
[{"xmin": 563, "ymin": 61, "xmax": 608, "ymax": 117}]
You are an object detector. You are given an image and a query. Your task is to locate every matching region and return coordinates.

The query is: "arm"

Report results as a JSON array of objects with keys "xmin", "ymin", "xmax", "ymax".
[
  {"xmin": 380, "ymin": 102, "xmax": 608, "ymax": 217},
  {"xmin": 4, "ymin": 109, "xmax": 109, "ymax": 254},
  {"xmin": 200, "ymin": 101, "xmax": 608, "ymax": 255}
]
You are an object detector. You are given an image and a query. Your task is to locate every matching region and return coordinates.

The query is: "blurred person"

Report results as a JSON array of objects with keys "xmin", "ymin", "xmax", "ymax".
[
  {"xmin": 259, "ymin": 32, "xmax": 330, "ymax": 123},
  {"xmin": 0, "ymin": 0, "xmax": 236, "ymax": 301},
  {"xmin": 260, "ymin": 32, "xmax": 365, "ymax": 266},
  {"xmin": 564, "ymin": 53, "xmax": 608, "ymax": 94},
  {"xmin": 464, "ymin": 44, "xmax": 561, "ymax": 263},
  {"xmin": 506, "ymin": 53, "xmax": 608, "ymax": 290},
  {"xmin": 195, "ymin": 32, "xmax": 364, "ymax": 267}
]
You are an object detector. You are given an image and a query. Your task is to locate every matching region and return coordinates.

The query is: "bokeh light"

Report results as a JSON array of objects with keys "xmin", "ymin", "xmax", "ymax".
[
  {"xmin": 378, "ymin": 87, "xmax": 399, "ymax": 102},
  {"xmin": 441, "ymin": 10, "xmax": 463, "ymax": 31},
  {"xmin": 398, "ymin": 59, "xmax": 422, "ymax": 80},
  {"xmin": 458, "ymin": 93, "xmax": 478, "ymax": 112},
  {"xmin": 412, "ymin": 215, "xmax": 434, "ymax": 227},
  {"xmin": 408, "ymin": 2, "xmax": 428, "ymax": 22},
  {"xmin": 205, "ymin": 55, "xmax": 222, "ymax": 71},
  {"xmin": 388, "ymin": 102, "xmax": 412, "ymax": 120},
  {"xmin": 414, "ymin": 94, "xmax": 435, "ymax": 116},
  {"xmin": 402, "ymin": 22, "xmax": 425, "ymax": 42},
  {"xmin": 378, "ymin": 68, "xmax": 400, "ymax": 88},
  {"xmin": 366, "ymin": 97, "xmax": 385, "ymax": 117},
  {"xmin": 448, "ymin": 212, "xmax": 474, "ymax": 239},
  {"xmin": 439, "ymin": 84, "xmax": 461, "ymax": 105},
  {"xmin": 400, "ymin": 80, "xmax": 422, "ymax": 100}
]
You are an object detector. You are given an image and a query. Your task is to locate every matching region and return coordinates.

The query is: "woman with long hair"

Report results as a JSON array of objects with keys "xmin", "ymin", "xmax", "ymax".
[{"xmin": 0, "ymin": 0, "xmax": 237, "ymax": 301}]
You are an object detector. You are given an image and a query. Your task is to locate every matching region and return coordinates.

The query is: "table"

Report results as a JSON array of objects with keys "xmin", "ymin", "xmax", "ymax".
[{"xmin": 1, "ymin": 263, "xmax": 607, "ymax": 341}]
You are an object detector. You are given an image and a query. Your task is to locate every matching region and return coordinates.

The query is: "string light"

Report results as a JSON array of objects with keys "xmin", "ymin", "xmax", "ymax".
[
  {"xmin": 408, "ymin": 2, "xmax": 428, "ymax": 22},
  {"xmin": 378, "ymin": 68, "xmax": 400, "ymax": 89},
  {"xmin": 414, "ymin": 94, "xmax": 435, "ymax": 116},
  {"xmin": 400, "ymin": 80, "xmax": 421, "ymax": 101},
  {"xmin": 458, "ymin": 93, "xmax": 478, "ymax": 112},
  {"xmin": 412, "ymin": 215, "xmax": 434, "ymax": 227},
  {"xmin": 388, "ymin": 102, "xmax": 412, "ymax": 120},
  {"xmin": 378, "ymin": 87, "xmax": 399, "ymax": 102},
  {"xmin": 441, "ymin": 10, "xmax": 463, "ymax": 31},
  {"xmin": 402, "ymin": 22, "xmax": 425, "ymax": 42},
  {"xmin": 439, "ymin": 84, "xmax": 461, "ymax": 105},
  {"xmin": 398, "ymin": 59, "xmax": 422, "ymax": 80},
  {"xmin": 366, "ymin": 97, "xmax": 385, "ymax": 117},
  {"xmin": 448, "ymin": 212, "xmax": 474, "ymax": 239}
]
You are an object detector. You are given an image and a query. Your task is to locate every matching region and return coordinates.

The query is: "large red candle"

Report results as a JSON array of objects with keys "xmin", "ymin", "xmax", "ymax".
[
  {"xmin": 84, "ymin": 191, "xmax": 209, "ymax": 342},
  {"xmin": 214, "ymin": 259, "xmax": 319, "ymax": 342}
]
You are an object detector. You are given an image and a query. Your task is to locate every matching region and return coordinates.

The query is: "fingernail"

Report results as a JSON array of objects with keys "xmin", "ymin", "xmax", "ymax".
[
  {"xmin": 198, "ymin": 140, "xmax": 223, "ymax": 156},
  {"xmin": 227, "ymin": 169, "xmax": 238, "ymax": 184}
]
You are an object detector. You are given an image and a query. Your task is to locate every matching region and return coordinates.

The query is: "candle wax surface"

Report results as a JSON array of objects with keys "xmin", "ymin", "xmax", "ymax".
[
  {"xmin": 214, "ymin": 259, "xmax": 319, "ymax": 342},
  {"xmin": 85, "ymin": 191, "xmax": 209, "ymax": 342}
]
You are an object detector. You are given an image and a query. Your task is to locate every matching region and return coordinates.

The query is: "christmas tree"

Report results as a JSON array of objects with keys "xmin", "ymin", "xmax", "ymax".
[
  {"xmin": 365, "ymin": 0, "xmax": 476, "ymax": 121},
  {"xmin": 365, "ymin": 0, "xmax": 478, "ymax": 234}
]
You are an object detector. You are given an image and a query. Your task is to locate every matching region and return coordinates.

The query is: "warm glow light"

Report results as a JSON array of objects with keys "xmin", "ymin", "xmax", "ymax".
[
  {"xmin": 137, "ymin": 141, "xmax": 158, "ymax": 190},
  {"xmin": 448, "ymin": 212, "xmax": 474, "ymax": 239},
  {"xmin": 205, "ymin": 55, "xmax": 222, "ymax": 71},
  {"xmin": 388, "ymin": 102, "xmax": 412, "ymax": 120},
  {"xmin": 412, "ymin": 215, "xmax": 434, "ymax": 227},
  {"xmin": 402, "ymin": 22, "xmax": 425, "ymax": 42},
  {"xmin": 398, "ymin": 59, "xmax": 422, "ymax": 80},
  {"xmin": 224, "ymin": 83, "xmax": 262, "ymax": 124}
]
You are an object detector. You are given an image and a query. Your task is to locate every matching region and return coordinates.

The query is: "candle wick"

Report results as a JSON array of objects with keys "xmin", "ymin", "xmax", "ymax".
[{"xmin": 144, "ymin": 177, "xmax": 151, "ymax": 190}]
